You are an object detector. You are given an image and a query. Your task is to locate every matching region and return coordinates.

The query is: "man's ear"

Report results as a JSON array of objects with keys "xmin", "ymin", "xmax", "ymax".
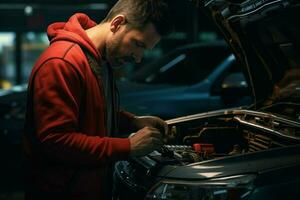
[{"xmin": 110, "ymin": 15, "xmax": 126, "ymax": 33}]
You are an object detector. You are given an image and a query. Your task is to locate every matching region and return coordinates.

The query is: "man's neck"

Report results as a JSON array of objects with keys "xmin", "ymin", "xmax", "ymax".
[{"xmin": 85, "ymin": 23, "xmax": 110, "ymax": 59}]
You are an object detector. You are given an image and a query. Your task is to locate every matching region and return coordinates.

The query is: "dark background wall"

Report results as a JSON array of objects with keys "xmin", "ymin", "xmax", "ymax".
[
  {"xmin": 0, "ymin": 0, "xmax": 216, "ymax": 35},
  {"xmin": 0, "ymin": 0, "xmax": 221, "ymax": 85}
]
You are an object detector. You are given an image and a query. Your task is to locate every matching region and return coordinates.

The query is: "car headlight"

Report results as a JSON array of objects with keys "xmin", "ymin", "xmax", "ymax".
[{"xmin": 145, "ymin": 174, "xmax": 256, "ymax": 200}]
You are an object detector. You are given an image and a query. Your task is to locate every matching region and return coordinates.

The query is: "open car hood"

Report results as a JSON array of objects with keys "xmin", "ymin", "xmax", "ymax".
[{"xmin": 195, "ymin": 0, "xmax": 300, "ymax": 108}]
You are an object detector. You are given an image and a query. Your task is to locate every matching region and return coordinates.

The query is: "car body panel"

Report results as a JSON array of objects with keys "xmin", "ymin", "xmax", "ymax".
[{"xmin": 161, "ymin": 144, "xmax": 300, "ymax": 180}]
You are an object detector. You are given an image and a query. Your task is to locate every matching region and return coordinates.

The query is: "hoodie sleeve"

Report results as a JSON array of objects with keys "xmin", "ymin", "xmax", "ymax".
[{"xmin": 32, "ymin": 58, "xmax": 130, "ymax": 166}]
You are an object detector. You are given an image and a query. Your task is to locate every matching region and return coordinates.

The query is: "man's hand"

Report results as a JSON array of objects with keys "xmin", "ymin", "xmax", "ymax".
[
  {"xmin": 129, "ymin": 126, "xmax": 163, "ymax": 157},
  {"xmin": 131, "ymin": 116, "xmax": 169, "ymax": 137}
]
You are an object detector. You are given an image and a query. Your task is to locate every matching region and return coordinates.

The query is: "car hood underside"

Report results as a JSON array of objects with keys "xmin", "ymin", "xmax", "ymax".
[{"xmin": 198, "ymin": 0, "xmax": 300, "ymax": 106}]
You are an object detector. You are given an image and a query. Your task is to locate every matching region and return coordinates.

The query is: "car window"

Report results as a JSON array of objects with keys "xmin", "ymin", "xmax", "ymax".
[{"xmin": 132, "ymin": 43, "xmax": 231, "ymax": 85}]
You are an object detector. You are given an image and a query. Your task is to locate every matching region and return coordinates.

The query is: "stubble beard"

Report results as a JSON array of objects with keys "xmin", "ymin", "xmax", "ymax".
[{"xmin": 105, "ymin": 33, "xmax": 124, "ymax": 67}]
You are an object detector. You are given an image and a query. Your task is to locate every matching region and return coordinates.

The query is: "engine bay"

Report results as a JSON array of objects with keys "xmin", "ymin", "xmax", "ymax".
[
  {"xmin": 114, "ymin": 110, "xmax": 300, "ymax": 196},
  {"xmin": 157, "ymin": 111, "xmax": 299, "ymax": 165}
]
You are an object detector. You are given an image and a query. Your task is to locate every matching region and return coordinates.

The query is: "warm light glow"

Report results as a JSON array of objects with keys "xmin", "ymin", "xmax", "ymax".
[
  {"xmin": 197, "ymin": 172, "xmax": 223, "ymax": 178},
  {"xmin": 191, "ymin": 165, "xmax": 223, "ymax": 169}
]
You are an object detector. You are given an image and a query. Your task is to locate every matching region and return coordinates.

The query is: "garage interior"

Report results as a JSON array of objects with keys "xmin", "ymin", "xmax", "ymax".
[{"xmin": 1, "ymin": 0, "xmax": 299, "ymax": 200}]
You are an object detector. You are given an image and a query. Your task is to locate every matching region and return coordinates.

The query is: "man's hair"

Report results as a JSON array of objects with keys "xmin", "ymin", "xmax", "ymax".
[{"xmin": 102, "ymin": 0, "xmax": 173, "ymax": 36}]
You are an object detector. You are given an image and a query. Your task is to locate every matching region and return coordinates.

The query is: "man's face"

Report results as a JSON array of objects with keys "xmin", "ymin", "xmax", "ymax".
[{"xmin": 105, "ymin": 22, "xmax": 161, "ymax": 67}]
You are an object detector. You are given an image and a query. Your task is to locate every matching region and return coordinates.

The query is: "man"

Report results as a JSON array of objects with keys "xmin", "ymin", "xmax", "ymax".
[{"xmin": 23, "ymin": 0, "xmax": 173, "ymax": 199}]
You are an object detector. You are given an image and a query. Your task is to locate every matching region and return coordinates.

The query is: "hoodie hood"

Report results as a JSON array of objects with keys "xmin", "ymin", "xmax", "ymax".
[{"xmin": 47, "ymin": 13, "xmax": 101, "ymax": 61}]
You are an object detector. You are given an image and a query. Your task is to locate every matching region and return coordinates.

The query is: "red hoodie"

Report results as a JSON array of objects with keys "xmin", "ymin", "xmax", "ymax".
[{"xmin": 23, "ymin": 13, "xmax": 133, "ymax": 200}]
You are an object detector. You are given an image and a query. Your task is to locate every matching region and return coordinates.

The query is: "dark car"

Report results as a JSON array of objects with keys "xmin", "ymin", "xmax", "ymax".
[
  {"xmin": 0, "ymin": 84, "xmax": 27, "ymax": 193},
  {"xmin": 113, "ymin": 0, "xmax": 300, "ymax": 200},
  {"xmin": 117, "ymin": 41, "xmax": 252, "ymax": 119}
]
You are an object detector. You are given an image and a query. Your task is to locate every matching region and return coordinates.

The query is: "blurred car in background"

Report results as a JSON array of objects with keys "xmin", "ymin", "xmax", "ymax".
[
  {"xmin": 0, "ymin": 84, "xmax": 27, "ymax": 194},
  {"xmin": 118, "ymin": 41, "xmax": 252, "ymax": 119},
  {"xmin": 0, "ymin": 84, "xmax": 26, "ymax": 145}
]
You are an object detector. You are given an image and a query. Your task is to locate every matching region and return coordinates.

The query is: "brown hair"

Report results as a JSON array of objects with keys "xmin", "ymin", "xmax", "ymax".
[{"xmin": 102, "ymin": 0, "xmax": 173, "ymax": 36}]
